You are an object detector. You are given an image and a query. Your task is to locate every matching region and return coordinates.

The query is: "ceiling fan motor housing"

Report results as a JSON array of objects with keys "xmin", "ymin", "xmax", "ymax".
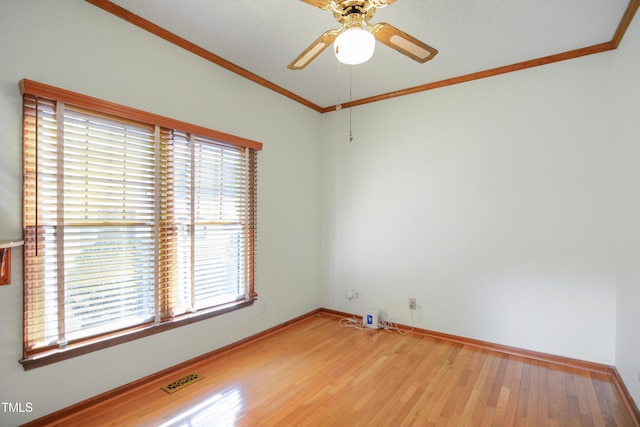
[{"xmin": 333, "ymin": 1, "xmax": 376, "ymax": 25}]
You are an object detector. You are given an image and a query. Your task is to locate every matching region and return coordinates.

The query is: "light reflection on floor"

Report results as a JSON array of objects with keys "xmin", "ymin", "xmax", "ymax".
[{"xmin": 158, "ymin": 387, "xmax": 243, "ymax": 427}]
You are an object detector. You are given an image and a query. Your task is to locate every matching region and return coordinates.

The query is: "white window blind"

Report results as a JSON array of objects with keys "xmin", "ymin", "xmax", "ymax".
[
  {"xmin": 22, "ymin": 81, "xmax": 259, "ymax": 359},
  {"xmin": 168, "ymin": 131, "xmax": 256, "ymax": 316}
]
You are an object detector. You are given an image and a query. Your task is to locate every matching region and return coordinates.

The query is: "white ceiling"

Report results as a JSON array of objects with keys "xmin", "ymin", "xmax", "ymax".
[{"xmin": 108, "ymin": 0, "xmax": 631, "ymax": 110}]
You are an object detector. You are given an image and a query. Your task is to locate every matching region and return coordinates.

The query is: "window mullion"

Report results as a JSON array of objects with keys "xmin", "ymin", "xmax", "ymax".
[
  {"xmin": 243, "ymin": 147, "xmax": 250, "ymax": 299},
  {"xmin": 189, "ymin": 134, "xmax": 196, "ymax": 312},
  {"xmin": 56, "ymin": 101, "xmax": 67, "ymax": 348},
  {"xmin": 154, "ymin": 125, "xmax": 161, "ymax": 324}
]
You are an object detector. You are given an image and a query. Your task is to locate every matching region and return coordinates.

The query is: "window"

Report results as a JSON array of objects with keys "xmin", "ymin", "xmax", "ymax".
[{"xmin": 20, "ymin": 80, "xmax": 261, "ymax": 369}]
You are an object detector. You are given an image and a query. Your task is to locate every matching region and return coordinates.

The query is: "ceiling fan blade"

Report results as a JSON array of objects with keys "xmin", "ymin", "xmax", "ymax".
[
  {"xmin": 288, "ymin": 29, "xmax": 341, "ymax": 70},
  {"xmin": 299, "ymin": 0, "xmax": 336, "ymax": 10},
  {"xmin": 369, "ymin": 0, "xmax": 398, "ymax": 8},
  {"xmin": 372, "ymin": 22, "xmax": 438, "ymax": 63}
]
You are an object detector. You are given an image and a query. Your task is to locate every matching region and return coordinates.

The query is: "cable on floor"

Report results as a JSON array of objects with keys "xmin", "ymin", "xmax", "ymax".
[{"xmin": 339, "ymin": 309, "xmax": 416, "ymax": 335}]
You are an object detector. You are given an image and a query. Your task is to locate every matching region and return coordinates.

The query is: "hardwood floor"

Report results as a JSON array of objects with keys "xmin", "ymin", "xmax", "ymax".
[{"xmin": 31, "ymin": 313, "xmax": 637, "ymax": 426}]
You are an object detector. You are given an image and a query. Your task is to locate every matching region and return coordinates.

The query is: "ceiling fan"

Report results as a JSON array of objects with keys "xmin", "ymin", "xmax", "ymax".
[{"xmin": 288, "ymin": 0, "xmax": 438, "ymax": 70}]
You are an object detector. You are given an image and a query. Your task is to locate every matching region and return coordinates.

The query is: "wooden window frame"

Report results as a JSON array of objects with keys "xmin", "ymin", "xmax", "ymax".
[{"xmin": 19, "ymin": 79, "xmax": 262, "ymax": 371}]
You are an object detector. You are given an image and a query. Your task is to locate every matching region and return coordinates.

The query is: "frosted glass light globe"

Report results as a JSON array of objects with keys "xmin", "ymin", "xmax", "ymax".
[{"xmin": 334, "ymin": 27, "xmax": 375, "ymax": 65}]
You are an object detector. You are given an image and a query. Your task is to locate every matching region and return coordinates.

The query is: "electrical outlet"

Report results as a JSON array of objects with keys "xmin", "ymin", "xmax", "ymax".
[
  {"xmin": 346, "ymin": 289, "xmax": 359, "ymax": 300},
  {"xmin": 409, "ymin": 298, "xmax": 416, "ymax": 310}
]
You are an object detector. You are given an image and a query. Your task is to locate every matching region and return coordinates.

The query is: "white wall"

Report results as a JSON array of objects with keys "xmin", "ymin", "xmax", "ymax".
[
  {"xmin": 1, "ymin": 1, "xmax": 638, "ymax": 424},
  {"xmin": 0, "ymin": 1, "xmax": 322, "ymax": 424},
  {"xmin": 321, "ymin": 51, "xmax": 618, "ymax": 365},
  {"xmin": 615, "ymin": 12, "xmax": 640, "ymax": 407}
]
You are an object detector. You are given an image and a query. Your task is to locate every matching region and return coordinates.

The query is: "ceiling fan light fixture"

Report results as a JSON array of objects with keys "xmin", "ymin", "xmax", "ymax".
[{"xmin": 333, "ymin": 27, "xmax": 375, "ymax": 65}]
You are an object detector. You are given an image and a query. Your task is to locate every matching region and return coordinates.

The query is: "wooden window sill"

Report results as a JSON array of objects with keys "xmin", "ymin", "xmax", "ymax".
[{"xmin": 20, "ymin": 298, "xmax": 255, "ymax": 371}]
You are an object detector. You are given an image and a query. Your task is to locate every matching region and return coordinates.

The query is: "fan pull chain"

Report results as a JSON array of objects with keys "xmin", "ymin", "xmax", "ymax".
[
  {"xmin": 336, "ymin": 60, "xmax": 342, "ymax": 111},
  {"xmin": 335, "ymin": 59, "xmax": 354, "ymax": 143},
  {"xmin": 349, "ymin": 64, "xmax": 353, "ymax": 143}
]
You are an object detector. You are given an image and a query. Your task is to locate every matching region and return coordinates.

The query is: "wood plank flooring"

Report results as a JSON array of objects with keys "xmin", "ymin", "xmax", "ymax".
[{"xmin": 33, "ymin": 313, "xmax": 637, "ymax": 426}]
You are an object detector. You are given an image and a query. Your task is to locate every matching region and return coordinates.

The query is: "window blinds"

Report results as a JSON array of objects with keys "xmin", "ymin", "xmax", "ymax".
[{"xmin": 22, "ymin": 82, "xmax": 258, "ymax": 355}]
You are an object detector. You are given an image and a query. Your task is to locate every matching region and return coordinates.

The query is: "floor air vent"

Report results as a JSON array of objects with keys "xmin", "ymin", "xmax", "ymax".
[{"xmin": 161, "ymin": 373, "xmax": 203, "ymax": 394}]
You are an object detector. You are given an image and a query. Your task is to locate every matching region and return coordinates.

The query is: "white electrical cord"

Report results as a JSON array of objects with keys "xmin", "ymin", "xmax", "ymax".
[
  {"xmin": 339, "ymin": 307, "xmax": 416, "ymax": 335},
  {"xmin": 338, "ymin": 316, "xmax": 368, "ymax": 330},
  {"xmin": 379, "ymin": 310, "xmax": 415, "ymax": 336},
  {"xmin": 339, "ymin": 295, "xmax": 368, "ymax": 330}
]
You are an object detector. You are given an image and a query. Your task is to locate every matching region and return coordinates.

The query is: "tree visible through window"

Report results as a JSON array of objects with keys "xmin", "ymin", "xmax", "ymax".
[{"xmin": 20, "ymin": 80, "xmax": 260, "ymax": 368}]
